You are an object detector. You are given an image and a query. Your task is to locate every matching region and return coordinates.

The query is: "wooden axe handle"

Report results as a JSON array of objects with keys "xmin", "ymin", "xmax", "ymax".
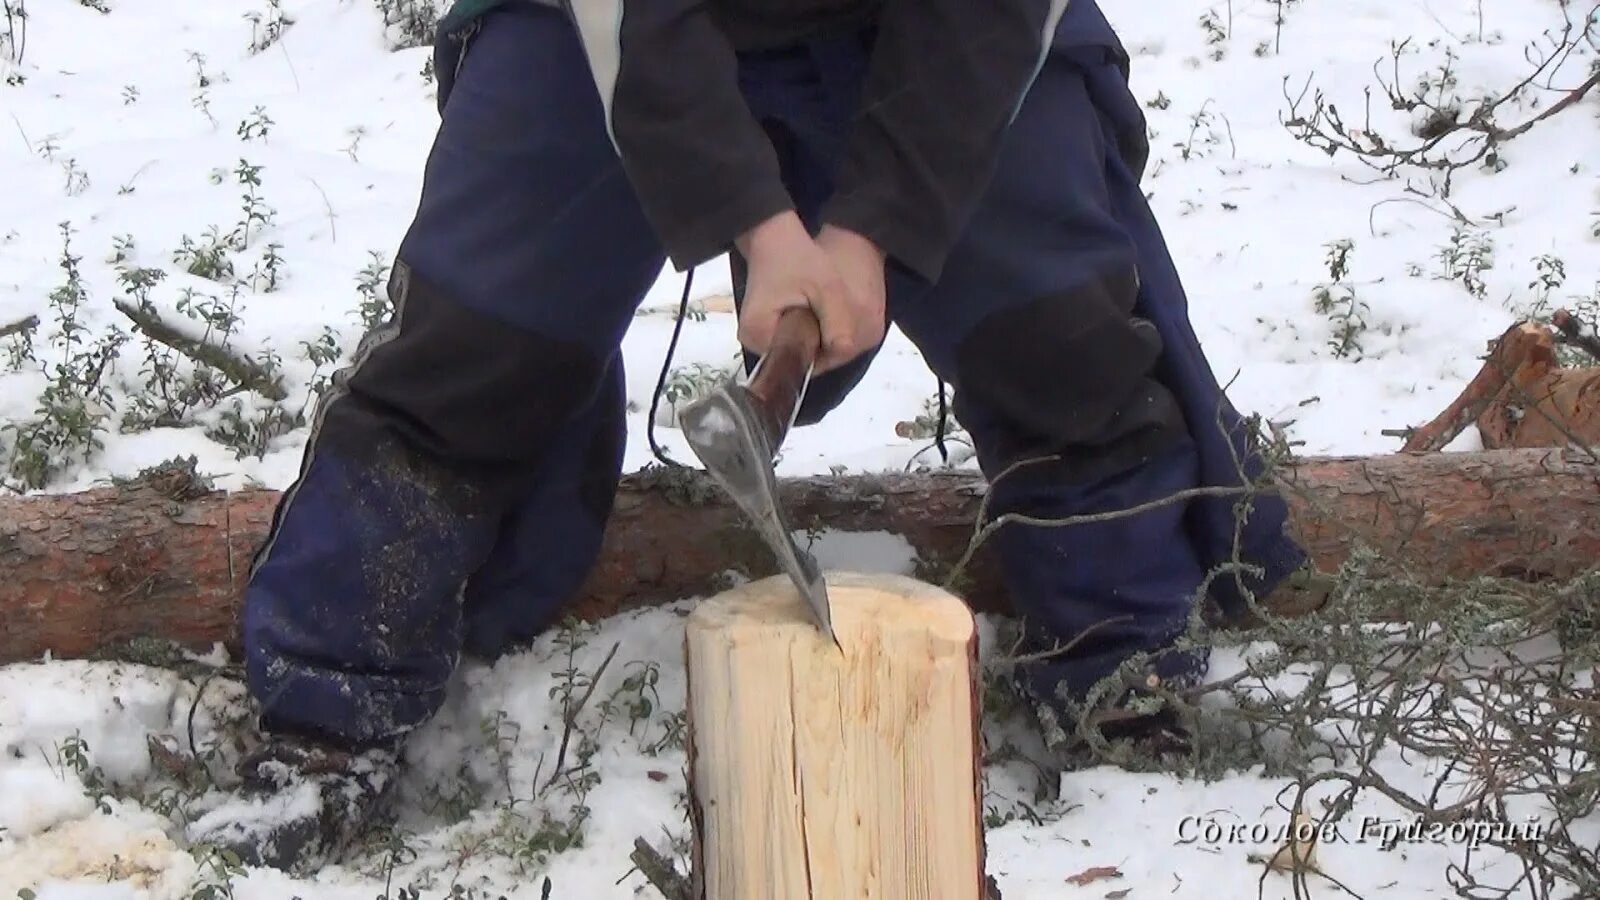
[{"xmin": 746, "ymin": 305, "xmax": 821, "ymax": 435}]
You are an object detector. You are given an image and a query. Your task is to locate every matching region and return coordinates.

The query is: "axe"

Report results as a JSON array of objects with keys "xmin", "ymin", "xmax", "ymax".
[{"xmin": 678, "ymin": 305, "xmax": 839, "ymax": 647}]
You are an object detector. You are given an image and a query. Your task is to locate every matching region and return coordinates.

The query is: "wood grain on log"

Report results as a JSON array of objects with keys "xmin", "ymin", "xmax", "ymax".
[
  {"xmin": 2, "ymin": 448, "xmax": 1599, "ymax": 664},
  {"xmin": 683, "ymin": 573, "xmax": 985, "ymax": 898}
]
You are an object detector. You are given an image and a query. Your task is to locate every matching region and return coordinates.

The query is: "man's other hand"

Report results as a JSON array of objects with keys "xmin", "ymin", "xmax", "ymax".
[
  {"xmin": 813, "ymin": 223, "xmax": 887, "ymax": 371},
  {"xmin": 735, "ymin": 212, "xmax": 886, "ymax": 373}
]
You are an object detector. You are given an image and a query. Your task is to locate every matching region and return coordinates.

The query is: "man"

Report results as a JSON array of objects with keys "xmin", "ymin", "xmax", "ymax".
[{"xmin": 189, "ymin": 0, "xmax": 1307, "ymax": 874}]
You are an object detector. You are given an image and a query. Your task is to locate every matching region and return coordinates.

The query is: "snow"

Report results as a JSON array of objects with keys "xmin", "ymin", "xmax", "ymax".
[
  {"xmin": 801, "ymin": 529, "xmax": 921, "ymax": 575},
  {"xmin": 0, "ymin": 616, "xmax": 1572, "ymax": 899},
  {"xmin": 0, "ymin": 761, "xmax": 97, "ymax": 842},
  {"xmin": 2, "ymin": 0, "xmax": 1597, "ymax": 897}
]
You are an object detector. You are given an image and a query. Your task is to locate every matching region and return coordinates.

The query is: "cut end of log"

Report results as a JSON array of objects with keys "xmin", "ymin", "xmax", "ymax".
[
  {"xmin": 684, "ymin": 571, "xmax": 984, "ymax": 899},
  {"xmin": 687, "ymin": 570, "xmax": 977, "ymax": 651}
]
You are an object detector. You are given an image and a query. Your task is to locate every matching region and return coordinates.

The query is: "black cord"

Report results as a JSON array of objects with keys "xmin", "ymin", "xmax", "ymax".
[
  {"xmin": 646, "ymin": 267, "xmax": 695, "ymax": 468},
  {"xmin": 934, "ymin": 376, "xmax": 950, "ymax": 465}
]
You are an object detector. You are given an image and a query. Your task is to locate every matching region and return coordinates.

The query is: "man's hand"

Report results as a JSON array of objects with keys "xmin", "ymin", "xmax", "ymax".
[
  {"xmin": 735, "ymin": 212, "xmax": 886, "ymax": 373},
  {"xmin": 814, "ymin": 223, "xmax": 887, "ymax": 370}
]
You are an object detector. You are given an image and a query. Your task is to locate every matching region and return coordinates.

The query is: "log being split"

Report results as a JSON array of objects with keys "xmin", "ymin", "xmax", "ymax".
[
  {"xmin": 3, "ymin": 448, "xmax": 1600, "ymax": 664},
  {"xmin": 684, "ymin": 572, "xmax": 985, "ymax": 899}
]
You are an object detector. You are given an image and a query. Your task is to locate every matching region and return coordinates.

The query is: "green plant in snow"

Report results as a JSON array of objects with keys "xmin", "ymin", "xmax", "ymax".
[
  {"xmin": 2, "ymin": 0, "xmax": 29, "ymax": 71},
  {"xmin": 51, "ymin": 732, "xmax": 112, "ymax": 814},
  {"xmin": 4, "ymin": 315, "xmax": 37, "ymax": 371},
  {"xmin": 186, "ymin": 845, "xmax": 247, "ymax": 900},
  {"xmin": 187, "ymin": 51, "xmax": 217, "ymax": 127},
  {"xmin": 373, "ymin": 0, "xmax": 441, "ymax": 50},
  {"xmin": 204, "ymin": 323, "xmax": 338, "ymax": 461},
  {"xmin": 229, "ymin": 159, "xmax": 275, "ymax": 250},
  {"xmin": 206, "ymin": 393, "xmax": 300, "ymax": 461},
  {"xmin": 343, "ymin": 125, "xmax": 368, "ymax": 163},
  {"xmin": 60, "ymin": 156, "xmax": 89, "ymax": 196},
  {"xmin": 245, "ymin": 241, "xmax": 285, "ymax": 293},
  {"xmin": 661, "ymin": 362, "xmax": 726, "ymax": 408},
  {"xmin": 1310, "ymin": 238, "xmax": 1369, "ymax": 360},
  {"xmin": 1436, "ymin": 226, "xmax": 1494, "ymax": 300},
  {"xmin": 172, "ymin": 228, "xmax": 235, "ymax": 283},
  {"xmin": 107, "ymin": 233, "xmax": 135, "ymax": 265},
  {"xmin": 244, "ymin": 0, "xmax": 293, "ymax": 55},
  {"xmin": 1198, "ymin": 8, "xmax": 1228, "ymax": 60},
  {"xmin": 236, "ymin": 105, "xmax": 273, "ymax": 143},
  {"xmin": 355, "ymin": 250, "xmax": 393, "ymax": 331},
  {"xmin": 1177, "ymin": 100, "xmax": 1225, "ymax": 161},
  {"xmin": 297, "ymin": 325, "xmax": 341, "ymax": 408},
  {"xmin": 119, "ymin": 278, "xmax": 230, "ymax": 433},
  {"xmin": 5, "ymin": 222, "xmax": 128, "ymax": 490}
]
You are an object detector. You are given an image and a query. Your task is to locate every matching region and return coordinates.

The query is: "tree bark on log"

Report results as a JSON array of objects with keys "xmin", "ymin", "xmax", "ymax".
[{"xmin": 2, "ymin": 448, "xmax": 1599, "ymax": 665}]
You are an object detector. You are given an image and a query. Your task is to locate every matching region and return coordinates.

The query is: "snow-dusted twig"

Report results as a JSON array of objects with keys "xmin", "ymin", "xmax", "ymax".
[
  {"xmin": 113, "ymin": 298, "xmax": 287, "ymax": 401},
  {"xmin": 0, "ymin": 314, "xmax": 37, "ymax": 339}
]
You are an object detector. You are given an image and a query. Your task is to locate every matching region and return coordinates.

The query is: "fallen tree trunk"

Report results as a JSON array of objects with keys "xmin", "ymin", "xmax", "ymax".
[{"xmin": 2, "ymin": 448, "xmax": 1599, "ymax": 665}]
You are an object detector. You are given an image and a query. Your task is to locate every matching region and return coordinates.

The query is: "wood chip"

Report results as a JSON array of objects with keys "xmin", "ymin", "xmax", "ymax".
[{"xmin": 1065, "ymin": 865, "xmax": 1123, "ymax": 886}]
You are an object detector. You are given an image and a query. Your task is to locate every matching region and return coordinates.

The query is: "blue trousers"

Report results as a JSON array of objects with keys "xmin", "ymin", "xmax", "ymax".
[{"xmin": 243, "ymin": 2, "xmax": 1306, "ymax": 746}]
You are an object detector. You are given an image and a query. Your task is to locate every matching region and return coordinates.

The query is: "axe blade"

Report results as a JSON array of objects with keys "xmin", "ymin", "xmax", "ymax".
[{"xmin": 679, "ymin": 382, "xmax": 837, "ymax": 646}]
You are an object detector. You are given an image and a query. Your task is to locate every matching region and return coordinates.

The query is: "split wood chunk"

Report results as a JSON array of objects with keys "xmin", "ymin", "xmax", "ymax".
[
  {"xmin": 1403, "ymin": 319, "xmax": 1600, "ymax": 452},
  {"xmin": 683, "ymin": 571, "xmax": 986, "ymax": 900}
]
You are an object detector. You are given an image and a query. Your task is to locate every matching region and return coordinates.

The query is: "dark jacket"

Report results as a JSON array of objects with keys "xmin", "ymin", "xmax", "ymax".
[{"xmin": 439, "ymin": 0, "xmax": 1118, "ymax": 284}]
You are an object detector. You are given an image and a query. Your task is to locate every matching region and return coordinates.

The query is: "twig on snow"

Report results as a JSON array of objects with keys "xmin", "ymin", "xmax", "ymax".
[
  {"xmin": 542, "ymin": 639, "xmax": 621, "ymax": 794},
  {"xmin": 625, "ymin": 836, "xmax": 693, "ymax": 900},
  {"xmin": 112, "ymin": 299, "xmax": 287, "ymax": 400},
  {"xmin": 0, "ymin": 314, "xmax": 38, "ymax": 339}
]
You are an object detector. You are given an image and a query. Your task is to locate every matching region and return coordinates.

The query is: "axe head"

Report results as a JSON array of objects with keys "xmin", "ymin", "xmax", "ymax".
[{"xmin": 678, "ymin": 379, "xmax": 838, "ymax": 647}]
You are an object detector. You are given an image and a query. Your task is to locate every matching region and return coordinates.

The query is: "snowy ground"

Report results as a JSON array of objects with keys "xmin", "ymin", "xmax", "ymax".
[{"xmin": 1, "ymin": 0, "xmax": 1597, "ymax": 897}]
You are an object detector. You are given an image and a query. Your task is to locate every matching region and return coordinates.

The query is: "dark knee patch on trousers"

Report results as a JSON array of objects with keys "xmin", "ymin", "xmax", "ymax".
[
  {"xmin": 577, "ymin": 364, "xmax": 627, "ymax": 523},
  {"xmin": 313, "ymin": 260, "xmax": 610, "ymax": 511},
  {"xmin": 953, "ymin": 267, "xmax": 1187, "ymax": 480}
]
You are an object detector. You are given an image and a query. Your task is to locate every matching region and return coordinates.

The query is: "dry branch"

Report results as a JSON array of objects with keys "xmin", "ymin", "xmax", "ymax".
[{"xmin": 2, "ymin": 448, "xmax": 1599, "ymax": 664}]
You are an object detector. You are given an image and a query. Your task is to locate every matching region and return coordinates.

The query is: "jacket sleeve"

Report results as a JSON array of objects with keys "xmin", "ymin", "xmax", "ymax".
[
  {"xmin": 820, "ymin": 0, "xmax": 1072, "ymax": 283},
  {"xmin": 563, "ymin": 0, "xmax": 794, "ymax": 272}
]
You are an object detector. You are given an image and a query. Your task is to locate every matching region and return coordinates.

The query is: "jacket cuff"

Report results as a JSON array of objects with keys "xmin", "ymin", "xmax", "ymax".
[
  {"xmin": 657, "ymin": 178, "xmax": 796, "ymax": 273},
  {"xmin": 820, "ymin": 189, "xmax": 947, "ymax": 285}
]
